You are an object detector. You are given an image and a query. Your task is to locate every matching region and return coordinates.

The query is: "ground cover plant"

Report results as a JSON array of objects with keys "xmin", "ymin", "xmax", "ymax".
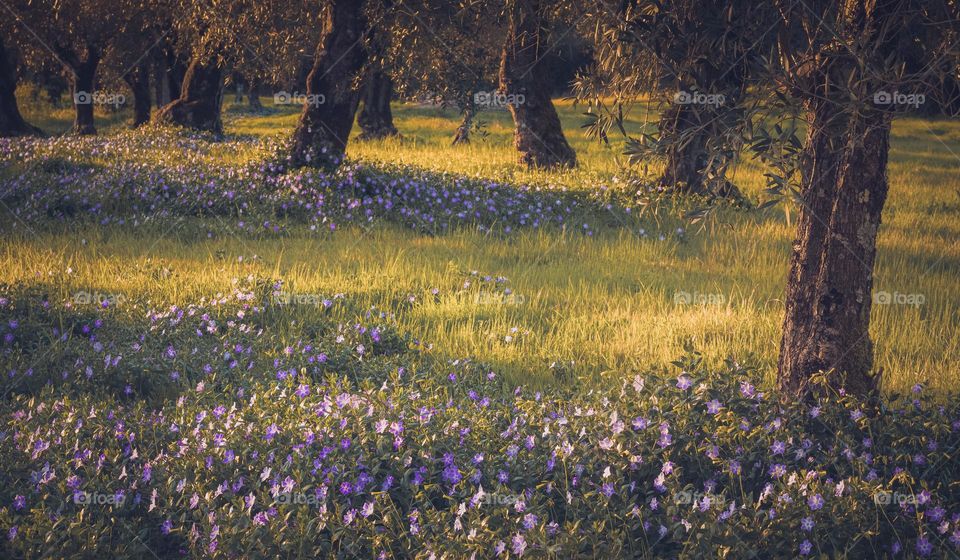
[
  {"xmin": 1, "ymin": 0, "xmax": 959, "ymax": 557},
  {"xmin": 0, "ymin": 109, "xmax": 958, "ymax": 558}
]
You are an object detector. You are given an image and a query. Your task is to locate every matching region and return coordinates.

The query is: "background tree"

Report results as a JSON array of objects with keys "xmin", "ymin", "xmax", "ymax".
[
  {"xmin": 289, "ymin": 0, "xmax": 371, "ymax": 169},
  {"xmin": 357, "ymin": 68, "xmax": 398, "ymax": 140},
  {"xmin": 390, "ymin": 0, "xmax": 501, "ymax": 146},
  {"xmin": 100, "ymin": 0, "xmax": 164, "ymax": 128},
  {"xmin": 0, "ymin": 34, "xmax": 42, "ymax": 136},
  {"xmin": 580, "ymin": 0, "xmax": 756, "ymax": 197},
  {"xmin": 4, "ymin": 0, "xmax": 123, "ymax": 135},
  {"xmin": 499, "ymin": 0, "xmax": 576, "ymax": 168}
]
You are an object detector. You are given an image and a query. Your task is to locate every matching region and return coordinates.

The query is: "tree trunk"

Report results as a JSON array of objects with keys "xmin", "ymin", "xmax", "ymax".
[
  {"xmin": 357, "ymin": 69, "xmax": 398, "ymax": 140},
  {"xmin": 452, "ymin": 99, "xmax": 474, "ymax": 145},
  {"xmin": 155, "ymin": 56, "xmax": 224, "ymax": 134},
  {"xmin": 248, "ymin": 77, "xmax": 263, "ymax": 111},
  {"xmin": 0, "ymin": 35, "xmax": 42, "ymax": 137},
  {"xmin": 777, "ymin": 98, "xmax": 892, "ymax": 397},
  {"xmin": 289, "ymin": 0, "xmax": 368, "ymax": 169},
  {"xmin": 152, "ymin": 55, "xmax": 166, "ymax": 107},
  {"xmin": 69, "ymin": 51, "xmax": 100, "ymax": 135},
  {"xmin": 499, "ymin": 0, "xmax": 575, "ymax": 168},
  {"xmin": 161, "ymin": 46, "xmax": 187, "ymax": 107},
  {"xmin": 658, "ymin": 103, "xmax": 709, "ymax": 193},
  {"xmin": 123, "ymin": 61, "xmax": 152, "ymax": 128}
]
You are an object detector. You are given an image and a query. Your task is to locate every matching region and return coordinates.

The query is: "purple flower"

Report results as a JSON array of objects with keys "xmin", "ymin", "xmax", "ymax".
[
  {"xmin": 706, "ymin": 399, "xmax": 723, "ymax": 414},
  {"xmin": 916, "ymin": 536, "xmax": 932, "ymax": 556},
  {"xmin": 676, "ymin": 375, "xmax": 693, "ymax": 390},
  {"xmin": 361, "ymin": 501, "xmax": 375, "ymax": 518},
  {"xmin": 522, "ymin": 513, "xmax": 538, "ymax": 530},
  {"xmin": 161, "ymin": 519, "xmax": 173, "ymax": 534},
  {"xmin": 807, "ymin": 494, "xmax": 824, "ymax": 511},
  {"xmin": 265, "ymin": 423, "xmax": 279, "ymax": 441},
  {"xmin": 799, "ymin": 540, "xmax": 812, "ymax": 555},
  {"xmin": 442, "ymin": 464, "xmax": 462, "ymax": 485},
  {"xmin": 13, "ymin": 495, "xmax": 25, "ymax": 511},
  {"xmin": 511, "ymin": 533, "xmax": 527, "ymax": 556}
]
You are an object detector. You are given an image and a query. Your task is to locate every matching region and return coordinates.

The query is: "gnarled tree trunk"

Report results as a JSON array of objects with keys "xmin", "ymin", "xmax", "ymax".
[
  {"xmin": 289, "ymin": 0, "xmax": 368, "ymax": 169},
  {"xmin": 163, "ymin": 46, "xmax": 187, "ymax": 105},
  {"xmin": 0, "ymin": 35, "xmax": 42, "ymax": 137},
  {"xmin": 452, "ymin": 97, "xmax": 474, "ymax": 145},
  {"xmin": 777, "ymin": 97, "xmax": 892, "ymax": 397},
  {"xmin": 499, "ymin": 0, "xmax": 575, "ymax": 168},
  {"xmin": 247, "ymin": 77, "xmax": 262, "ymax": 111},
  {"xmin": 357, "ymin": 69, "xmax": 397, "ymax": 140},
  {"xmin": 57, "ymin": 43, "xmax": 101, "ymax": 135},
  {"xmin": 155, "ymin": 56, "xmax": 224, "ymax": 134},
  {"xmin": 123, "ymin": 61, "xmax": 152, "ymax": 128},
  {"xmin": 658, "ymin": 103, "xmax": 709, "ymax": 193}
]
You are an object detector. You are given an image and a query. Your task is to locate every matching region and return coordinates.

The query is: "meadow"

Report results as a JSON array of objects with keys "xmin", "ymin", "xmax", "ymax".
[
  {"xmin": 6, "ymin": 96, "xmax": 960, "ymax": 393},
  {"xmin": 0, "ymin": 96, "xmax": 959, "ymax": 558}
]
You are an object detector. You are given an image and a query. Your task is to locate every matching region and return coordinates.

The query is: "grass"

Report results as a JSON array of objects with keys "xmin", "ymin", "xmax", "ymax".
[{"xmin": 3, "ymin": 92, "xmax": 959, "ymax": 394}]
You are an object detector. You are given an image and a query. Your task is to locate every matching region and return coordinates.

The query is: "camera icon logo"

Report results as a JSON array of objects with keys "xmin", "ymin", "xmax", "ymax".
[
  {"xmin": 274, "ymin": 91, "xmax": 292, "ymax": 105},
  {"xmin": 873, "ymin": 91, "xmax": 893, "ymax": 105},
  {"xmin": 73, "ymin": 91, "xmax": 92, "ymax": 105}
]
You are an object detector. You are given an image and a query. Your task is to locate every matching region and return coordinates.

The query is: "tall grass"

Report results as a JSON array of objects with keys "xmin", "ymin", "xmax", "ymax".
[{"xmin": 3, "ymin": 92, "xmax": 959, "ymax": 393}]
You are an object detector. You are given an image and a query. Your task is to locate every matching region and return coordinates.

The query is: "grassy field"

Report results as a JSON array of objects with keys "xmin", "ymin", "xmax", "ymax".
[
  {"xmin": 4, "ymin": 91, "xmax": 960, "ymax": 560},
  {"xmin": 4, "ymin": 94, "xmax": 960, "ymax": 394}
]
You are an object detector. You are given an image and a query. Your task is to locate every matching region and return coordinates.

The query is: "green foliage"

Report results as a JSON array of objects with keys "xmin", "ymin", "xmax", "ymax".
[{"xmin": 0, "ymin": 281, "xmax": 957, "ymax": 558}]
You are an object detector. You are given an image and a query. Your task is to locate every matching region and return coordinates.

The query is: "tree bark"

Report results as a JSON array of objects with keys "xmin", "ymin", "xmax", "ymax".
[
  {"xmin": 289, "ymin": 0, "xmax": 368, "ymax": 169},
  {"xmin": 247, "ymin": 77, "xmax": 263, "ymax": 111},
  {"xmin": 499, "ymin": 0, "xmax": 576, "ymax": 168},
  {"xmin": 160, "ymin": 45, "xmax": 187, "ymax": 107},
  {"xmin": 0, "ymin": 35, "xmax": 42, "ymax": 137},
  {"xmin": 777, "ymin": 97, "xmax": 892, "ymax": 397},
  {"xmin": 56, "ymin": 42, "xmax": 101, "ymax": 136},
  {"xmin": 657, "ymin": 91, "xmax": 742, "ymax": 197},
  {"xmin": 155, "ymin": 56, "xmax": 224, "ymax": 134},
  {"xmin": 658, "ymin": 103, "xmax": 709, "ymax": 193},
  {"xmin": 357, "ymin": 69, "xmax": 398, "ymax": 140},
  {"xmin": 452, "ymin": 98, "xmax": 474, "ymax": 145},
  {"xmin": 123, "ymin": 61, "xmax": 152, "ymax": 128}
]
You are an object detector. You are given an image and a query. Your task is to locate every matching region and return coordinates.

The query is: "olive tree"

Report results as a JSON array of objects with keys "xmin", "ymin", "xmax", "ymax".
[{"xmin": 587, "ymin": 0, "xmax": 959, "ymax": 397}]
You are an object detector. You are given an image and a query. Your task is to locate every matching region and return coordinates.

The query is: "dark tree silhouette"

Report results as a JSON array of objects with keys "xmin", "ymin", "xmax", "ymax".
[
  {"xmin": 499, "ymin": 0, "xmax": 576, "ymax": 168},
  {"xmin": 289, "ymin": 0, "xmax": 368, "ymax": 169},
  {"xmin": 0, "ymin": 35, "xmax": 42, "ymax": 137}
]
